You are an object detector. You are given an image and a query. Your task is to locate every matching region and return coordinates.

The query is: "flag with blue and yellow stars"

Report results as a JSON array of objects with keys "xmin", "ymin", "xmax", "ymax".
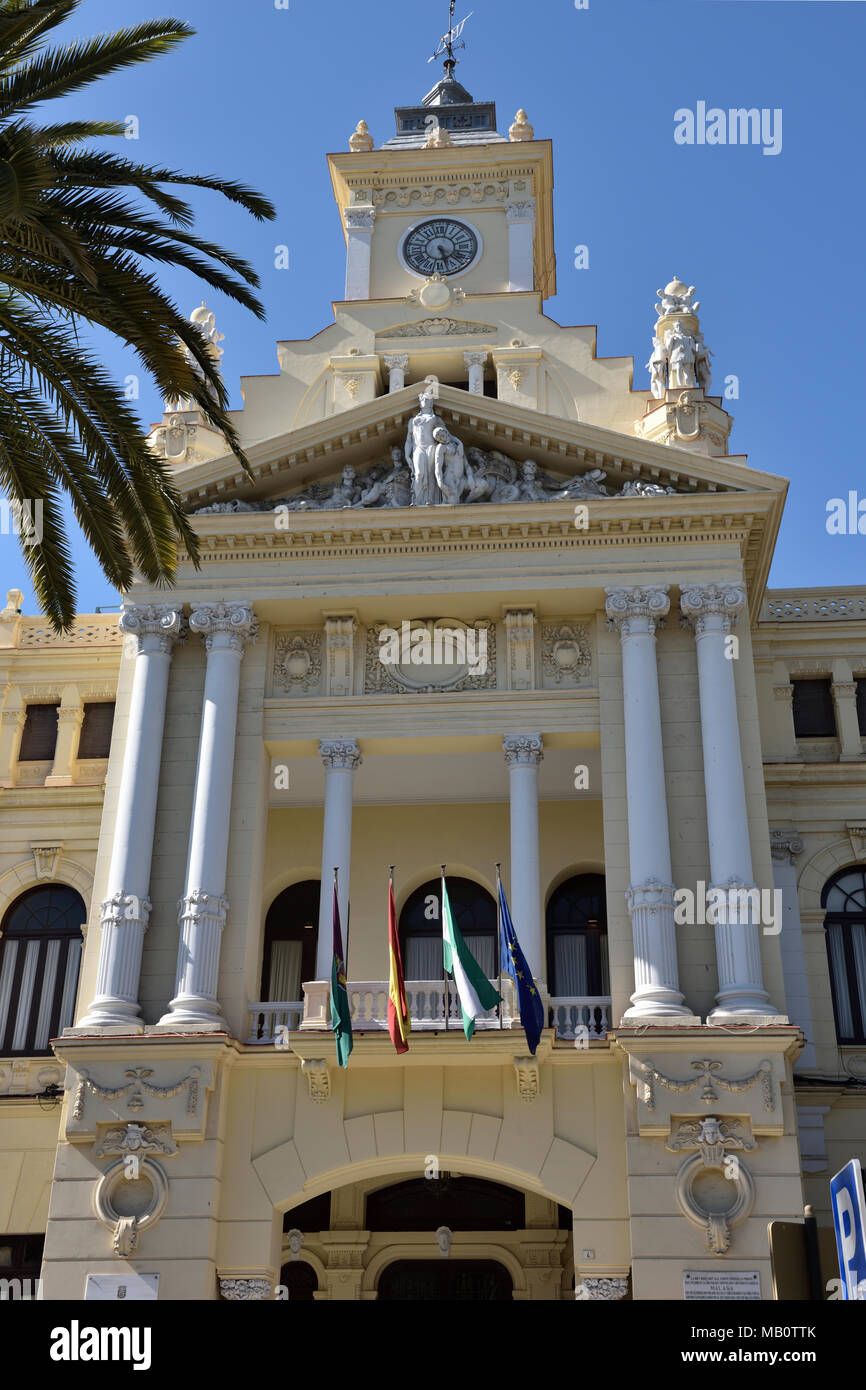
[{"xmin": 498, "ymin": 879, "xmax": 545, "ymax": 1055}]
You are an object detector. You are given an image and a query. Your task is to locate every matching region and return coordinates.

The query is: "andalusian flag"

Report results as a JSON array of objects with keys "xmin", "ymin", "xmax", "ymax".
[
  {"xmin": 441, "ymin": 871, "xmax": 501, "ymax": 1041},
  {"xmin": 387, "ymin": 869, "xmax": 410, "ymax": 1054},
  {"xmin": 330, "ymin": 877, "xmax": 353, "ymax": 1068}
]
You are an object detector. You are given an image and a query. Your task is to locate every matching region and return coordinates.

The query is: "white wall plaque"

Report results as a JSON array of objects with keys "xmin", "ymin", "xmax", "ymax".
[
  {"xmin": 84, "ymin": 1273, "xmax": 159, "ymax": 1301},
  {"xmin": 683, "ymin": 1270, "xmax": 762, "ymax": 1301}
]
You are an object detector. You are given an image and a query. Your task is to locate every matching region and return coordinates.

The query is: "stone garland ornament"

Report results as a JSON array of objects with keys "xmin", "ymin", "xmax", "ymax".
[
  {"xmin": 193, "ymin": 397, "xmax": 678, "ymax": 517},
  {"xmin": 631, "ymin": 1057, "xmax": 776, "ymax": 1113},
  {"xmin": 73, "ymin": 1066, "xmax": 201, "ymax": 1121}
]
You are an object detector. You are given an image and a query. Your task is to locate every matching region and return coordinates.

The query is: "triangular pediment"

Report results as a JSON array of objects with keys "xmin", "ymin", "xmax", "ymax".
[{"xmin": 175, "ymin": 382, "xmax": 788, "ymax": 512}]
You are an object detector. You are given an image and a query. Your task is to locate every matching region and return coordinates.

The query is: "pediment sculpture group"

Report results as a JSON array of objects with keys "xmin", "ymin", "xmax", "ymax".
[{"xmin": 196, "ymin": 391, "xmax": 678, "ymax": 515}]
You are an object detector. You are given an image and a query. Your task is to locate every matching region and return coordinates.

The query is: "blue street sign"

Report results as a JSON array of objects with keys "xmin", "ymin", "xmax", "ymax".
[{"xmin": 830, "ymin": 1159, "xmax": 866, "ymax": 1300}]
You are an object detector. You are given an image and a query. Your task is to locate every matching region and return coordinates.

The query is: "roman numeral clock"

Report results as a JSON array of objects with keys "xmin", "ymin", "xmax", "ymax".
[{"xmin": 400, "ymin": 218, "xmax": 481, "ymax": 277}]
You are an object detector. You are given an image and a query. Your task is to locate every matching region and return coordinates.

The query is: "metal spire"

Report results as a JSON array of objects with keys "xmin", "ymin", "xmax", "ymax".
[{"xmin": 428, "ymin": 2, "xmax": 474, "ymax": 81}]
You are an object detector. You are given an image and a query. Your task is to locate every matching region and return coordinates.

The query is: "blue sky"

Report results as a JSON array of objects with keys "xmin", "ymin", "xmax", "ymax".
[{"xmin": 4, "ymin": 0, "xmax": 865, "ymax": 613}]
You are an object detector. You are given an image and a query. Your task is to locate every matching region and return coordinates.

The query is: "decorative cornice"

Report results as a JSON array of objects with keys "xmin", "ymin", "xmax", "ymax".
[
  {"xmin": 503, "ymin": 733, "xmax": 544, "ymax": 767},
  {"xmin": 319, "ymin": 738, "xmax": 362, "ymax": 771},
  {"xmin": 680, "ymin": 582, "xmax": 747, "ymax": 634},
  {"xmin": 605, "ymin": 585, "xmax": 670, "ymax": 636}
]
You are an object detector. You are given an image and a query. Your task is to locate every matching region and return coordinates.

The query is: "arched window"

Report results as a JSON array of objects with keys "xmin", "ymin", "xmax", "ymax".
[
  {"xmin": 0, "ymin": 886, "xmax": 85, "ymax": 1055},
  {"xmin": 822, "ymin": 867, "xmax": 866, "ymax": 1044},
  {"xmin": 261, "ymin": 881, "xmax": 320, "ymax": 1001},
  {"xmin": 367, "ymin": 1176, "xmax": 525, "ymax": 1232},
  {"xmin": 546, "ymin": 874, "xmax": 609, "ymax": 997},
  {"xmin": 399, "ymin": 877, "xmax": 496, "ymax": 980}
]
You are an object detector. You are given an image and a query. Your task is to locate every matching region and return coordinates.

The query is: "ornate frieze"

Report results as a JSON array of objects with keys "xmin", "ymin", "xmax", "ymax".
[
  {"xmin": 364, "ymin": 620, "xmax": 496, "ymax": 694},
  {"xmin": 70, "ymin": 1064, "xmax": 203, "ymax": 1126},
  {"xmin": 376, "ymin": 317, "xmax": 497, "ymax": 339},
  {"xmin": 632, "ymin": 1057, "xmax": 775, "ymax": 1114}
]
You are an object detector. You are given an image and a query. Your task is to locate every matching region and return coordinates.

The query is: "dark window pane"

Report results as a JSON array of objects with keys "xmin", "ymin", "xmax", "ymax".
[
  {"xmin": 367, "ymin": 1177, "xmax": 524, "ymax": 1232},
  {"xmin": 0, "ymin": 887, "xmax": 85, "ymax": 1055},
  {"xmin": 792, "ymin": 679, "xmax": 836, "ymax": 738},
  {"xmin": 18, "ymin": 704, "xmax": 59, "ymax": 761},
  {"xmin": 77, "ymin": 702, "xmax": 114, "ymax": 759},
  {"xmin": 823, "ymin": 867, "xmax": 866, "ymax": 1044},
  {"xmin": 857, "ymin": 680, "xmax": 866, "ymax": 737},
  {"xmin": 282, "ymin": 1193, "xmax": 330, "ymax": 1233},
  {"xmin": 278, "ymin": 1261, "xmax": 317, "ymax": 1300}
]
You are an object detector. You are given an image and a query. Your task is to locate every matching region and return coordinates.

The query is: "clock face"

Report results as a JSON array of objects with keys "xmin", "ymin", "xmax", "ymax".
[{"xmin": 401, "ymin": 219, "xmax": 480, "ymax": 277}]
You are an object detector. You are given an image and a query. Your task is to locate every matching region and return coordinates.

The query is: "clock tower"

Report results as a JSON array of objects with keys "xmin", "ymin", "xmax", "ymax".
[{"xmin": 327, "ymin": 42, "xmax": 555, "ymax": 305}]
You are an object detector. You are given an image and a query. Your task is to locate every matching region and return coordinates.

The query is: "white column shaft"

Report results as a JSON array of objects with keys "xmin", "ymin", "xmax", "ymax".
[
  {"xmin": 78, "ymin": 606, "xmax": 184, "ymax": 1030},
  {"xmin": 605, "ymin": 587, "xmax": 692, "ymax": 1020},
  {"xmin": 504, "ymin": 736, "xmax": 544, "ymax": 984},
  {"xmin": 681, "ymin": 584, "xmax": 777, "ymax": 1018},
  {"xmin": 315, "ymin": 742, "xmax": 361, "ymax": 980},
  {"xmin": 158, "ymin": 603, "xmax": 257, "ymax": 1030}
]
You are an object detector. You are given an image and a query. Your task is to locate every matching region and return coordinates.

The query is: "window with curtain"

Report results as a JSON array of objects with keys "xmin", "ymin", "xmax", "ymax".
[
  {"xmin": 0, "ymin": 886, "xmax": 85, "ymax": 1055},
  {"xmin": 822, "ymin": 867, "xmax": 866, "ymax": 1045},
  {"xmin": 546, "ymin": 874, "xmax": 609, "ymax": 997},
  {"xmin": 399, "ymin": 877, "xmax": 497, "ymax": 981},
  {"xmin": 261, "ymin": 880, "xmax": 320, "ymax": 1001}
]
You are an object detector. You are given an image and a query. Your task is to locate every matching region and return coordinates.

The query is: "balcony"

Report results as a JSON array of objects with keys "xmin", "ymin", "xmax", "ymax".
[{"xmin": 246, "ymin": 983, "xmax": 611, "ymax": 1045}]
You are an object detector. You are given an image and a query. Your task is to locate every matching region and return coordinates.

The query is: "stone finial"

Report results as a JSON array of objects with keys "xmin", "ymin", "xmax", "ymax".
[
  {"xmin": 509, "ymin": 109, "xmax": 534, "ymax": 141},
  {"xmin": 2, "ymin": 589, "xmax": 23, "ymax": 617},
  {"xmin": 349, "ymin": 119, "xmax": 375, "ymax": 152},
  {"xmin": 425, "ymin": 123, "xmax": 453, "ymax": 148}
]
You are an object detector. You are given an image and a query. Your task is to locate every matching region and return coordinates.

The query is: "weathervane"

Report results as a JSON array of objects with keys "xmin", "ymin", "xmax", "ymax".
[{"xmin": 428, "ymin": 2, "xmax": 474, "ymax": 79}]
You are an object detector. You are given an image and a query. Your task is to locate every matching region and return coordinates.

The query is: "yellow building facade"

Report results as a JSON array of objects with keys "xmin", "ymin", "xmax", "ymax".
[{"xmin": 0, "ymin": 62, "xmax": 864, "ymax": 1303}]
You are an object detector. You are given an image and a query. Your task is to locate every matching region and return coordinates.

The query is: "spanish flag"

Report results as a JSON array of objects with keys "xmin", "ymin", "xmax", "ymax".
[{"xmin": 387, "ymin": 868, "xmax": 410, "ymax": 1054}]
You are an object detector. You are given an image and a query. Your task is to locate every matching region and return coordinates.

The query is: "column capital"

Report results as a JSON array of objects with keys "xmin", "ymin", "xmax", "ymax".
[
  {"xmin": 382, "ymin": 352, "xmax": 409, "ymax": 371},
  {"xmin": 119, "ymin": 603, "xmax": 186, "ymax": 654},
  {"xmin": 189, "ymin": 601, "xmax": 258, "ymax": 653},
  {"xmin": 344, "ymin": 206, "xmax": 376, "ymax": 231},
  {"xmin": 218, "ymin": 1276, "xmax": 273, "ymax": 1301},
  {"xmin": 605, "ymin": 585, "xmax": 670, "ymax": 636},
  {"xmin": 679, "ymin": 582, "xmax": 747, "ymax": 634},
  {"xmin": 769, "ymin": 829, "xmax": 804, "ymax": 863},
  {"xmin": 463, "ymin": 350, "xmax": 488, "ymax": 368},
  {"xmin": 320, "ymin": 738, "xmax": 362, "ymax": 771},
  {"xmin": 505, "ymin": 197, "xmax": 536, "ymax": 222},
  {"xmin": 503, "ymin": 733, "xmax": 543, "ymax": 767}
]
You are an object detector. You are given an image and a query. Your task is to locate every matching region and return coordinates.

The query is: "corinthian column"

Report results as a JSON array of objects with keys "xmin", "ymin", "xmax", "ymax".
[
  {"xmin": 680, "ymin": 582, "xmax": 779, "ymax": 1019},
  {"xmin": 605, "ymin": 587, "xmax": 693, "ymax": 1020},
  {"xmin": 77, "ymin": 605, "xmax": 186, "ymax": 1031},
  {"xmin": 315, "ymin": 740, "xmax": 362, "ymax": 980},
  {"xmin": 503, "ymin": 735, "xmax": 544, "ymax": 985},
  {"xmin": 157, "ymin": 602, "xmax": 257, "ymax": 1031}
]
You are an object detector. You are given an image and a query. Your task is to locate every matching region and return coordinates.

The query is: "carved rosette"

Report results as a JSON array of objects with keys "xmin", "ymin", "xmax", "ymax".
[
  {"xmin": 605, "ymin": 585, "xmax": 670, "ymax": 638},
  {"xmin": 177, "ymin": 889, "xmax": 229, "ymax": 937},
  {"xmin": 219, "ymin": 1277, "xmax": 273, "ymax": 1301},
  {"xmin": 679, "ymin": 582, "xmax": 747, "ymax": 636},
  {"xmin": 769, "ymin": 829, "xmax": 804, "ymax": 863},
  {"xmin": 119, "ymin": 603, "xmax": 186, "ymax": 655},
  {"xmin": 319, "ymin": 739, "xmax": 362, "ymax": 773},
  {"xmin": 189, "ymin": 601, "xmax": 258, "ymax": 653},
  {"xmin": 502, "ymin": 734, "xmax": 544, "ymax": 768},
  {"xmin": 577, "ymin": 1277, "xmax": 629, "ymax": 1301},
  {"xmin": 100, "ymin": 890, "xmax": 152, "ymax": 935},
  {"xmin": 541, "ymin": 622, "xmax": 591, "ymax": 687},
  {"xmin": 273, "ymin": 631, "xmax": 322, "ymax": 694}
]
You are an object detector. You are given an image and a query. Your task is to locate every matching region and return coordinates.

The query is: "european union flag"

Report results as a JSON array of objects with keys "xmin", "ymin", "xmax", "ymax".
[{"xmin": 498, "ymin": 880, "xmax": 545, "ymax": 1056}]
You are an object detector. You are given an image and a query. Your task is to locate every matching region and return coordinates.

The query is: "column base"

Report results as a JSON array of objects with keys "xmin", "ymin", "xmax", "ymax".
[
  {"xmin": 619, "ymin": 1010, "xmax": 704, "ymax": 1026},
  {"xmin": 707, "ymin": 1008, "xmax": 789, "ymax": 1026},
  {"xmin": 65, "ymin": 1022, "xmax": 146, "ymax": 1037},
  {"xmin": 72, "ymin": 998, "xmax": 145, "ymax": 1032},
  {"xmin": 153, "ymin": 996, "xmax": 229, "ymax": 1033}
]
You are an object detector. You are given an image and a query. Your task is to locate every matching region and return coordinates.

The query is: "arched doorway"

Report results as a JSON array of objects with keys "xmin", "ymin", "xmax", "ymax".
[
  {"xmin": 399, "ymin": 877, "xmax": 497, "ymax": 979},
  {"xmin": 278, "ymin": 1261, "xmax": 318, "ymax": 1301},
  {"xmin": 378, "ymin": 1260, "xmax": 512, "ymax": 1301}
]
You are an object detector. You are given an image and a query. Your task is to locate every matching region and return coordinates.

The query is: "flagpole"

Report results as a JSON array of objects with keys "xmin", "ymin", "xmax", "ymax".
[
  {"xmin": 495, "ymin": 862, "xmax": 504, "ymax": 1029},
  {"xmin": 441, "ymin": 864, "xmax": 449, "ymax": 1032}
]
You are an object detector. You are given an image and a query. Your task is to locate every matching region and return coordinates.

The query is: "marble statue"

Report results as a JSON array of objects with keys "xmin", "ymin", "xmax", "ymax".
[
  {"xmin": 405, "ymin": 390, "xmax": 447, "ymax": 506},
  {"xmin": 656, "ymin": 281, "xmax": 699, "ymax": 319},
  {"xmin": 667, "ymin": 320, "xmax": 697, "ymax": 389},
  {"xmin": 694, "ymin": 331, "xmax": 713, "ymax": 392},
  {"xmin": 433, "ymin": 427, "xmax": 471, "ymax": 505},
  {"xmin": 357, "ymin": 447, "xmax": 412, "ymax": 508},
  {"xmin": 646, "ymin": 335, "xmax": 667, "ymax": 399}
]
